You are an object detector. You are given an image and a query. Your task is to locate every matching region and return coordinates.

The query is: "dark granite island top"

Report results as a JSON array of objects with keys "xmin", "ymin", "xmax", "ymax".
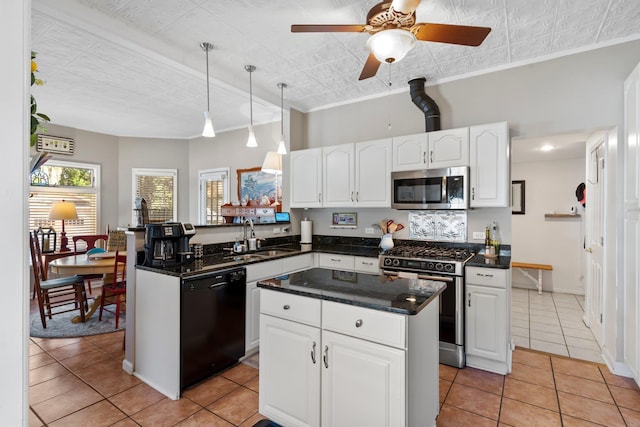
[{"xmin": 257, "ymin": 268, "xmax": 446, "ymax": 315}]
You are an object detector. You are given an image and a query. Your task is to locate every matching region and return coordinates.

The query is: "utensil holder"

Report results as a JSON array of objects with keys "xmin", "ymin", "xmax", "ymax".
[{"xmin": 380, "ymin": 234, "xmax": 394, "ymax": 252}]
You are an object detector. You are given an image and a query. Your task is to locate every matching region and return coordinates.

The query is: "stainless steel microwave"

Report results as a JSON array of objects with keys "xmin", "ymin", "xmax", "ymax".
[{"xmin": 391, "ymin": 166, "xmax": 469, "ymax": 210}]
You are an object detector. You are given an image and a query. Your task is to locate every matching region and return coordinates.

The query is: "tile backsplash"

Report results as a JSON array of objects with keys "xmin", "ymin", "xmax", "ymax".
[{"xmin": 408, "ymin": 211, "xmax": 467, "ymax": 242}]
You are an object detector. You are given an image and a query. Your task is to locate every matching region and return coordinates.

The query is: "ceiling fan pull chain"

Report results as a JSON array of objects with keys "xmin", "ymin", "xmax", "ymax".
[{"xmin": 387, "ymin": 64, "xmax": 393, "ymax": 130}]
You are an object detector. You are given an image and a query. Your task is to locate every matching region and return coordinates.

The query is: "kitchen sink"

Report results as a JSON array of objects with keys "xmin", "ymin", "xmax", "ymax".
[
  {"xmin": 254, "ymin": 248, "xmax": 296, "ymax": 257},
  {"xmin": 225, "ymin": 254, "xmax": 267, "ymax": 262}
]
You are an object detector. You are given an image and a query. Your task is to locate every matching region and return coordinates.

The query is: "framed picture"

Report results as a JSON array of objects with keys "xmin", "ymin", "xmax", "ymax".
[
  {"xmin": 237, "ymin": 167, "xmax": 282, "ymax": 207},
  {"xmin": 512, "ymin": 180, "xmax": 525, "ymax": 215},
  {"xmin": 331, "ymin": 212, "xmax": 357, "ymax": 228}
]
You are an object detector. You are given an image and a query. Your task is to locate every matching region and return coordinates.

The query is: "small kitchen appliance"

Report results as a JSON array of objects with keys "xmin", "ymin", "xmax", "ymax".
[
  {"xmin": 144, "ymin": 222, "xmax": 196, "ymax": 267},
  {"xmin": 380, "ymin": 243, "xmax": 474, "ymax": 367}
]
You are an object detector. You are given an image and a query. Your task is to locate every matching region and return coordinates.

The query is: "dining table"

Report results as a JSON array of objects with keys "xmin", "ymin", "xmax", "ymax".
[{"xmin": 49, "ymin": 251, "xmax": 126, "ymax": 322}]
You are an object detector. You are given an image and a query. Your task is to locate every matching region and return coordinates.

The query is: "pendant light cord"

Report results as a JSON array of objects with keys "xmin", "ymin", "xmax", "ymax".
[
  {"xmin": 280, "ymin": 83, "xmax": 284, "ymax": 135},
  {"xmin": 205, "ymin": 48, "xmax": 210, "ymax": 112},
  {"xmin": 249, "ymin": 68, "xmax": 253, "ymax": 125}
]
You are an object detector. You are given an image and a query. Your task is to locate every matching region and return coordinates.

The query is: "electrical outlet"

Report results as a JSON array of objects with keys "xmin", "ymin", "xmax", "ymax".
[
  {"xmin": 365, "ymin": 227, "xmax": 375, "ymax": 234},
  {"xmin": 282, "ymin": 226, "xmax": 290, "ymax": 232},
  {"xmin": 472, "ymin": 231, "xmax": 485, "ymax": 240},
  {"xmin": 273, "ymin": 227, "xmax": 281, "ymax": 234}
]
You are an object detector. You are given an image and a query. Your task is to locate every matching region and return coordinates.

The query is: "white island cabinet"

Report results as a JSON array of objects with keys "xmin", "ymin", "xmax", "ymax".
[
  {"xmin": 259, "ymin": 277, "xmax": 440, "ymax": 427},
  {"xmin": 465, "ymin": 266, "xmax": 512, "ymax": 375}
]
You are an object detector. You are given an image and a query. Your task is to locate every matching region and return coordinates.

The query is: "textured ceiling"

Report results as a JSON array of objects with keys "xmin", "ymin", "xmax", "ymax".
[{"xmin": 31, "ymin": 0, "xmax": 640, "ymax": 139}]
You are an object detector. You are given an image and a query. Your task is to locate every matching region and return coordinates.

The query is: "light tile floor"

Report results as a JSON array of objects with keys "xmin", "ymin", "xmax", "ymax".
[{"xmin": 511, "ymin": 287, "xmax": 604, "ymax": 363}]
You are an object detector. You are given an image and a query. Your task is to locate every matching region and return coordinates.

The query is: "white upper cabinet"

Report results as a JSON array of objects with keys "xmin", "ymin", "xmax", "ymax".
[
  {"xmin": 469, "ymin": 122, "xmax": 510, "ymax": 208},
  {"xmin": 354, "ymin": 138, "xmax": 392, "ymax": 207},
  {"xmin": 392, "ymin": 129, "xmax": 469, "ymax": 171},
  {"xmin": 323, "ymin": 144, "xmax": 356, "ymax": 207},
  {"xmin": 290, "ymin": 148, "xmax": 323, "ymax": 208}
]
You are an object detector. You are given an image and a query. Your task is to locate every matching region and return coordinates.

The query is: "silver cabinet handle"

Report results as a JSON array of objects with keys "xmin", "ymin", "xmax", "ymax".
[
  {"xmin": 330, "ymin": 258, "xmax": 341, "ymax": 262},
  {"xmin": 318, "ymin": 193, "xmax": 322, "ymax": 203},
  {"xmin": 355, "ymin": 319, "xmax": 363, "ymax": 328},
  {"xmin": 311, "ymin": 341, "xmax": 317, "ymax": 364},
  {"xmin": 472, "ymin": 187, "xmax": 475, "ymax": 200},
  {"xmin": 468, "ymin": 292, "xmax": 471, "ymax": 307},
  {"xmin": 350, "ymin": 191, "xmax": 354, "ymax": 202},
  {"xmin": 356, "ymin": 191, "xmax": 359, "ymax": 202},
  {"xmin": 430, "ymin": 150, "xmax": 433, "ymax": 163},
  {"xmin": 323, "ymin": 345, "xmax": 329, "ymax": 368},
  {"xmin": 423, "ymin": 151, "xmax": 426, "ymax": 164},
  {"xmin": 283, "ymin": 304, "xmax": 290, "ymax": 310}
]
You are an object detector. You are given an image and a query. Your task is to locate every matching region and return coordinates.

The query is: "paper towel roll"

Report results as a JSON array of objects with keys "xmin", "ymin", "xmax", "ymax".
[{"xmin": 301, "ymin": 220, "xmax": 312, "ymax": 244}]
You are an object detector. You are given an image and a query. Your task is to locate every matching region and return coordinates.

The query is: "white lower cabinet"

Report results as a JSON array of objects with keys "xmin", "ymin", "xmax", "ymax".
[
  {"xmin": 259, "ymin": 289, "xmax": 440, "ymax": 427},
  {"xmin": 318, "ymin": 253, "xmax": 380, "ymax": 274},
  {"xmin": 465, "ymin": 267, "xmax": 512, "ymax": 374},
  {"xmin": 321, "ymin": 330, "xmax": 405, "ymax": 427}
]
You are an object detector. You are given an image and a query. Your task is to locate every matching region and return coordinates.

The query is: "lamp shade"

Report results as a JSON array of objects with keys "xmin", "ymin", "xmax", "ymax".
[
  {"xmin": 366, "ymin": 29, "xmax": 416, "ymax": 63},
  {"xmin": 49, "ymin": 200, "xmax": 78, "ymax": 221},
  {"xmin": 261, "ymin": 152, "xmax": 282, "ymax": 175},
  {"xmin": 202, "ymin": 111, "xmax": 215, "ymax": 137}
]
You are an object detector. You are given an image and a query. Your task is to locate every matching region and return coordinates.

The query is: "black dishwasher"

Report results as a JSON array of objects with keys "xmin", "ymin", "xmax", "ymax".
[{"xmin": 180, "ymin": 266, "xmax": 246, "ymax": 391}]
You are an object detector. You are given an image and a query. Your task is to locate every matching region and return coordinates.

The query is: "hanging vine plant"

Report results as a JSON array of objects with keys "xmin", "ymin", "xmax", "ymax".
[{"xmin": 31, "ymin": 51, "xmax": 50, "ymax": 146}]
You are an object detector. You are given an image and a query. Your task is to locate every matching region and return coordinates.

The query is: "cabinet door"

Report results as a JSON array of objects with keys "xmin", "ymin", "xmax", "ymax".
[
  {"xmin": 392, "ymin": 133, "xmax": 427, "ymax": 171},
  {"xmin": 427, "ymin": 127, "xmax": 469, "ymax": 168},
  {"xmin": 291, "ymin": 148, "xmax": 323, "ymax": 208},
  {"xmin": 245, "ymin": 281, "xmax": 261, "ymax": 354},
  {"xmin": 355, "ymin": 138, "xmax": 392, "ymax": 207},
  {"xmin": 317, "ymin": 253, "xmax": 355, "ymax": 271},
  {"xmin": 354, "ymin": 256, "xmax": 380, "ymax": 274},
  {"xmin": 260, "ymin": 314, "xmax": 321, "ymax": 427},
  {"xmin": 469, "ymin": 122, "xmax": 510, "ymax": 207},
  {"xmin": 323, "ymin": 144, "xmax": 355, "ymax": 207},
  {"xmin": 466, "ymin": 284, "xmax": 507, "ymax": 363},
  {"xmin": 625, "ymin": 63, "xmax": 640, "ymax": 210},
  {"xmin": 321, "ymin": 330, "xmax": 405, "ymax": 427}
]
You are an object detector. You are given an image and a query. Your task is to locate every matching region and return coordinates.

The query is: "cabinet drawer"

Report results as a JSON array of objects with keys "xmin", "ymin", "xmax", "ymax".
[
  {"xmin": 466, "ymin": 267, "xmax": 508, "ymax": 289},
  {"xmin": 354, "ymin": 256, "xmax": 380, "ymax": 274},
  {"xmin": 322, "ymin": 301, "xmax": 406, "ymax": 349},
  {"xmin": 246, "ymin": 259, "xmax": 284, "ymax": 282},
  {"xmin": 318, "ymin": 253, "xmax": 355, "ymax": 270},
  {"xmin": 283, "ymin": 253, "xmax": 314, "ymax": 273},
  {"xmin": 260, "ymin": 290, "xmax": 321, "ymax": 327}
]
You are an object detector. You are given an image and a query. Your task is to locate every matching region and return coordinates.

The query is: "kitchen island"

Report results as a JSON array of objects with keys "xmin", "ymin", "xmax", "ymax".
[{"xmin": 258, "ymin": 268, "xmax": 445, "ymax": 427}]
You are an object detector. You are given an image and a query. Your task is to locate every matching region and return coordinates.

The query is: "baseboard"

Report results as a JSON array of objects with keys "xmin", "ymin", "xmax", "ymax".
[
  {"xmin": 122, "ymin": 358, "xmax": 134, "ymax": 375},
  {"xmin": 601, "ymin": 346, "xmax": 635, "ymax": 378}
]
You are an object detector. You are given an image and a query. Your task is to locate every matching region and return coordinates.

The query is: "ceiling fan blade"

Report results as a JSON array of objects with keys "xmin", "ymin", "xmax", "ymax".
[
  {"xmin": 390, "ymin": 0, "xmax": 422, "ymax": 14},
  {"xmin": 359, "ymin": 53, "xmax": 381, "ymax": 80},
  {"xmin": 291, "ymin": 24, "xmax": 367, "ymax": 33},
  {"xmin": 415, "ymin": 23, "xmax": 491, "ymax": 46}
]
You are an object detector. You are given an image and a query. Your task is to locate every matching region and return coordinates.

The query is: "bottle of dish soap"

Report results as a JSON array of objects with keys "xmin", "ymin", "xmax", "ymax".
[{"xmin": 491, "ymin": 221, "xmax": 500, "ymax": 254}]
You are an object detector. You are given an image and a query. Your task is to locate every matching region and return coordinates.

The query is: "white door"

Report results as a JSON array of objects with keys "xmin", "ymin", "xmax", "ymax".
[
  {"xmin": 584, "ymin": 133, "xmax": 606, "ymax": 345},
  {"xmin": 290, "ymin": 148, "xmax": 323, "ymax": 208},
  {"xmin": 259, "ymin": 314, "xmax": 321, "ymax": 427},
  {"xmin": 323, "ymin": 144, "xmax": 355, "ymax": 207},
  {"xmin": 321, "ymin": 330, "xmax": 405, "ymax": 427},
  {"xmin": 465, "ymin": 284, "xmax": 507, "ymax": 363},
  {"xmin": 355, "ymin": 138, "xmax": 392, "ymax": 207}
]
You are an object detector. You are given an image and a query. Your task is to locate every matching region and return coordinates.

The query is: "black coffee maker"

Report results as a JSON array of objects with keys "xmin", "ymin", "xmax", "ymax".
[{"xmin": 144, "ymin": 222, "xmax": 196, "ymax": 267}]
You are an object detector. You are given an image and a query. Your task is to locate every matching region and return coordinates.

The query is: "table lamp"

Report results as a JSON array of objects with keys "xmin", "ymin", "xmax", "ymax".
[{"xmin": 49, "ymin": 199, "xmax": 78, "ymax": 252}]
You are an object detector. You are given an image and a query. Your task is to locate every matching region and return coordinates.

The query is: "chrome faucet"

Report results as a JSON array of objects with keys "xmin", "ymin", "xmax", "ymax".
[{"xmin": 243, "ymin": 217, "xmax": 255, "ymax": 246}]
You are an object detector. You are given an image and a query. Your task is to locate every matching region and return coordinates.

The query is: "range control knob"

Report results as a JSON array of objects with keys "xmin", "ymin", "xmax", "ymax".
[
  {"xmin": 444, "ymin": 263, "xmax": 454, "ymax": 272},
  {"xmin": 383, "ymin": 258, "xmax": 392, "ymax": 266},
  {"xmin": 435, "ymin": 263, "xmax": 444, "ymax": 271},
  {"xmin": 427, "ymin": 262, "xmax": 435, "ymax": 270},
  {"xmin": 392, "ymin": 259, "xmax": 400, "ymax": 267}
]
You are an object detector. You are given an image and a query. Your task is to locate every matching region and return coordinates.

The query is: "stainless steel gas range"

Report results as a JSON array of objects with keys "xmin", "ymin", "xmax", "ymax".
[{"xmin": 380, "ymin": 244, "xmax": 475, "ymax": 368}]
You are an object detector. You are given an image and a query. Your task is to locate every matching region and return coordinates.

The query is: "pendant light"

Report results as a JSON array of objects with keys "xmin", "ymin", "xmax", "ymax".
[
  {"xmin": 200, "ymin": 42, "xmax": 215, "ymax": 137},
  {"xmin": 277, "ymin": 82, "xmax": 287, "ymax": 155},
  {"xmin": 245, "ymin": 65, "xmax": 258, "ymax": 147}
]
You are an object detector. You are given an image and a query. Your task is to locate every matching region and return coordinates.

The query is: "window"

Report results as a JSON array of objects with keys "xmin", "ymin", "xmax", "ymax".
[
  {"xmin": 133, "ymin": 168, "xmax": 177, "ymax": 224},
  {"xmin": 199, "ymin": 168, "xmax": 229, "ymax": 224},
  {"xmin": 29, "ymin": 160, "xmax": 101, "ymax": 251}
]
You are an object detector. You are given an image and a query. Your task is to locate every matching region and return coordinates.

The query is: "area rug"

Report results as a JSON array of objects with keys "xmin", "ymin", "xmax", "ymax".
[{"xmin": 30, "ymin": 300, "xmax": 125, "ymax": 338}]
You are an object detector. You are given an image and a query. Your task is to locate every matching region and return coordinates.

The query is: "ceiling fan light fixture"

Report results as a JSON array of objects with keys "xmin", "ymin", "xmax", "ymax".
[{"xmin": 366, "ymin": 29, "xmax": 416, "ymax": 64}]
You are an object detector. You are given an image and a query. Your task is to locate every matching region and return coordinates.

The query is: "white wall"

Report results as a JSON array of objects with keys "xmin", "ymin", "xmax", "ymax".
[
  {"xmin": 512, "ymin": 157, "xmax": 586, "ymax": 294},
  {"xmin": 1, "ymin": 0, "xmax": 29, "ymax": 424}
]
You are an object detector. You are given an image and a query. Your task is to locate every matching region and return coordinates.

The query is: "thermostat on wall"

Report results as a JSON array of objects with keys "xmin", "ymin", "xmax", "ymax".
[{"xmin": 36, "ymin": 135, "xmax": 75, "ymax": 155}]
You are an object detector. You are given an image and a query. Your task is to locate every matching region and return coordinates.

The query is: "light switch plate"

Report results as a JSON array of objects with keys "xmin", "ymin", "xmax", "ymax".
[
  {"xmin": 365, "ymin": 227, "xmax": 375, "ymax": 234},
  {"xmin": 472, "ymin": 231, "xmax": 485, "ymax": 240}
]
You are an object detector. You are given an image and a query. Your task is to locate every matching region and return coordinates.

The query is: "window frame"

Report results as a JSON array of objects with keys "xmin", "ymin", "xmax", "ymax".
[
  {"xmin": 198, "ymin": 167, "xmax": 230, "ymax": 225},
  {"xmin": 132, "ymin": 168, "xmax": 178, "ymax": 225}
]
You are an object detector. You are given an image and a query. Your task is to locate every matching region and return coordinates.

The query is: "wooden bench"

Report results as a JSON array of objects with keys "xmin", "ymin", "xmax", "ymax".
[{"xmin": 511, "ymin": 262, "xmax": 553, "ymax": 294}]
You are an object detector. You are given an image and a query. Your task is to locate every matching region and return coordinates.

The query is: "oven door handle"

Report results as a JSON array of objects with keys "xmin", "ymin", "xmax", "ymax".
[{"xmin": 416, "ymin": 274, "xmax": 454, "ymax": 282}]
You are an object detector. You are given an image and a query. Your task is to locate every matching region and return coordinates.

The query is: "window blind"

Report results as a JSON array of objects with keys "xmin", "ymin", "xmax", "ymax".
[{"xmin": 134, "ymin": 170, "xmax": 176, "ymax": 223}]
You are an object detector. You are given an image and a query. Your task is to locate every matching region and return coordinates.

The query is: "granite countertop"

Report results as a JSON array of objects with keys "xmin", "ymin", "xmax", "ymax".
[
  {"xmin": 466, "ymin": 254, "xmax": 512, "ymax": 269},
  {"xmin": 257, "ymin": 268, "xmax": 446, "ymax": 315}
]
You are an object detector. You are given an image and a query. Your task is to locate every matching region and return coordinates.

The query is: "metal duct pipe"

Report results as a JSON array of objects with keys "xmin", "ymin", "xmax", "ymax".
[{"xmin": 408, "ymin": 77, "xmax": 441, "ymax": 132}]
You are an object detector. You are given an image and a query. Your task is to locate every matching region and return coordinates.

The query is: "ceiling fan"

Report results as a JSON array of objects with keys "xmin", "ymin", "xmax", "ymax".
[{"xmin": 292, "ymin": 0, "xmax": 491, "ymax": 80}]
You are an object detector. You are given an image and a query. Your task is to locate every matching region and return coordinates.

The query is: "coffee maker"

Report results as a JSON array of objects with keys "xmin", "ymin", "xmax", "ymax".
[{"xmin": 144, "ymin": 222, "xmax": 196, "ymax": 267}]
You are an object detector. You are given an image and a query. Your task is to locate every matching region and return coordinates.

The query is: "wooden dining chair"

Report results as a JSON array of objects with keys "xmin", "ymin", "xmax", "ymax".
[
  {"xmin": 72, "ymin": 234, "xmax": 109, "ymax": 295},
  {"xmin": 29, "ymin": 230, "xmax": 88, "ymax": 328},
  {"xmin": 99, "ymin": 250, "xmax": 127, "ymax": 329}
]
